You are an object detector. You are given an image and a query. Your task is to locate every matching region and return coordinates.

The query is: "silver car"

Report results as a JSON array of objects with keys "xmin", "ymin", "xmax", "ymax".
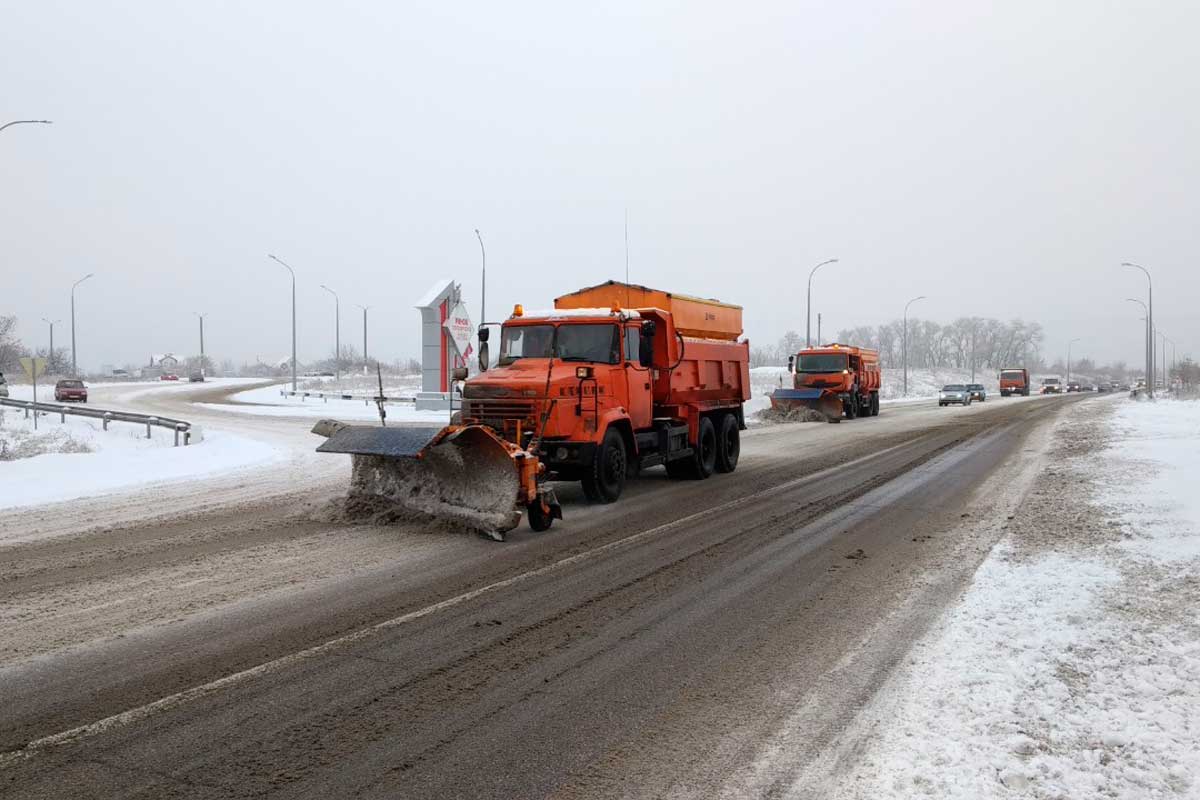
[{"xmin": 939, "ymin": 384, "xmax": 972, "ymax": 406}]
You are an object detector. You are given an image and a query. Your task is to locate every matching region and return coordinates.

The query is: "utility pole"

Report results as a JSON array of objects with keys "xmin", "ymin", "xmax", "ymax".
[
  {"xmin": 903, "ymin": 295, "xmax": 926, "ymax": 396},
  {"xmin": 1126, "ymin": 299, "xmax": 1148, "ymax": 388},
  {"xmin": 806, "ymin": 258, "xmax": 838, "ymax": 347},
  {"xmin": 356, "ymin": 305, "xmax": 370, "ymax": 367},
  {"xmin": 41, "ymin": 318, "xmax": 60, "ymax": 374},
  {"xmin": 320, "ymin": 285, "xmax": 340, "ymax": 381},
  {"xmin": 1123, "ymin": 263, "xmax": 1153, "ymax": 397},
  {"xmin": 1067, "ymin": 338, "xmax": 1080, "ymax": 384},
  {"xmin": 817, "ymin": 313, "xmax": 822, "ymax": 345},
  {"xmin": 70, "ymin": 273, "xmax": 94, "ymax": 377},
  {"xmin": 196, "ymin": 313, "xmax": 207, "ymax": 377},
  {"xmin": 267, "ymin": 254, "xmax": 298, "ymax": 391},
  {"xmin": 970, "ymin": 321, "xmax": 977, "ymax": 382},
  {"xmin": 475, "ymin": 229, "xmax": 486, "ymax": 326}
]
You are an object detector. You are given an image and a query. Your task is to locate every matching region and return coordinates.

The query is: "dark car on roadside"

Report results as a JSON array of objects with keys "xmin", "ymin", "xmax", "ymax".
[
  {"xmin": 54, "ymin": 379, "xmax": 88, "ymax": 403},
  {"xmin": 0, "ymin": 371, "xmax": 8, "ymax": 398},
  {"xmin": 188, "ymin": 371, "xmax": 205, "ymax": 383},
  {"xmin": 966, "ymin": 383, "xmax": 987, "ymax": 402}
]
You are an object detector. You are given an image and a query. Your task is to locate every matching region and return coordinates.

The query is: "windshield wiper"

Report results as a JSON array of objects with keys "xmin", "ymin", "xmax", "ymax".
[{"xmin": 557, "ymin": 356, "xmax": 598, "ymax": 362}]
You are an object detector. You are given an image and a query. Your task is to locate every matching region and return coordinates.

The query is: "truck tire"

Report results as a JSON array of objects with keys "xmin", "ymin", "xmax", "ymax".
[
  {"xmin": 844, "ymin": 394, "xmax": 859, "ymax": 420},
  {"xmin": 527, "ymin": 500, "xmax": 554, "ymax": 532},
  {"xmin": 581, "ymin": 428, "xmax": 626, "ymax": 503},
  {"xmin": 870, "ymin": 392, "xmax": 880, "ymax": 416},
  {"xmin": 716, "ymin": 413, "xmax": 740, "ymax": 473}
]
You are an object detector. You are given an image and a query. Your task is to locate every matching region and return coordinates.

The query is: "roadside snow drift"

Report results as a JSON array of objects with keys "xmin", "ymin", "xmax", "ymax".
[{"xmin": 820, "ymin": 397, "xmax": 1200, "ymax": 799}]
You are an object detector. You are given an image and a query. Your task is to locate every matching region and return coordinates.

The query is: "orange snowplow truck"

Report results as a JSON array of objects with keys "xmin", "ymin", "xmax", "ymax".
[
  {"xmin": 470, "ymin": 280, "xmax": 750, "ymax": 509},
  {"xmin": 771, "ymin": 344, "xmax": 881, "ymax": 421}
]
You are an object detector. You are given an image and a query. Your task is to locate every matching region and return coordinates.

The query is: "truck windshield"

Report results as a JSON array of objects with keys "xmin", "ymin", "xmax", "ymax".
[
  {"xmin": 500, "ymin": 325, "xmax": 554, "ymax": 364},
  {"xmin": 1000, "ymin": 370, "xmax": 1025, "ymax": 380},
  {"xmin": 797, "ymin": 353, "xmax": 848, "ymax": 372},
  {"xmin": 499, "ymin": 323, "xmax": 620, "ymax": 365},
  {"xmin": 1044, "ymin": 378, "xmax": 1060, "ymax": 385}
]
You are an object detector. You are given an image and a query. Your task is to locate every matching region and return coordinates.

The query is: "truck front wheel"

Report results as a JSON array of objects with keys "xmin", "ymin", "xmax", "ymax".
[
  {"xmin": 582, "ymin": 428, "xmax": 626, "ymax": 503},
  {"xmin": 716, "ymin": 413, "xmax": 739, "ymax": 473}
]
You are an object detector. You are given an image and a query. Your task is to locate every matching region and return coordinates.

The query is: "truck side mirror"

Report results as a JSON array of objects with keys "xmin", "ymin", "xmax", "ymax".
[
  {"xmin": 640, "ymin": 320, "xmax": 655, "ymax": 368},
  {"xmin": 477, "ymin": 327, "xmax": 489, "ymax": 342},
  {"xmin": 478, "ymin": 341, "xmax": 489, "ymax": 372},
  {"xmin": 787, "ymin": 355, "xmax": 795, "ymax": 373},
  {"xmin": 451, "ymin": 366, "xmax": 469, "ymax": 382}
]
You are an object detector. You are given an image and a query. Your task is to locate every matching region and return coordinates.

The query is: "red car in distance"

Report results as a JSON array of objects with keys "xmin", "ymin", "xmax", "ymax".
[
  {"xmin": 54, "ymin": 379, "xmax": 89, "ymax": 403},
  {"xmin": 160, "ymin": 373, "xmax": 179, "ymax": 381}
]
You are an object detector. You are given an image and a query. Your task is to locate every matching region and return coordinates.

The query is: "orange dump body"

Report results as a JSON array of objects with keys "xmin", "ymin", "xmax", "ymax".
[{"xmin": 554, "ymin": 280, "xmax": 742, "ymax": 341}]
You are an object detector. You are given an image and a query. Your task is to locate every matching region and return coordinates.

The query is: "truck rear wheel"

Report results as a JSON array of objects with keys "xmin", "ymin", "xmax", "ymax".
[
  {"xmin": 716, "ymin": 413, "xmax": 739, "ymax": 473},
  {"xmin": 581, "ymin": 428, "xmax": 626, "ymax": 503},
  {"xmin": 870, "ymin": 392, "xmax": 880, "ymax": 416}
]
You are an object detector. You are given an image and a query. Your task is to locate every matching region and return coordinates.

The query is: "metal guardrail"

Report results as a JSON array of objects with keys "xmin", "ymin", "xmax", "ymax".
[
  {"xmin": 279, "ymin": 389, "xmax": 416, "ymax": 405},
  {"xmin": 0, "ymin": 397, "xmax": 193, "ymax": 446}
]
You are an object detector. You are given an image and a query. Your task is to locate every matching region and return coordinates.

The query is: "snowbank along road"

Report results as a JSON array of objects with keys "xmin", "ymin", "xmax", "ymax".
[{"xmin": 0, "ymin": 384, "xmax": 1098, "ymax": 798}]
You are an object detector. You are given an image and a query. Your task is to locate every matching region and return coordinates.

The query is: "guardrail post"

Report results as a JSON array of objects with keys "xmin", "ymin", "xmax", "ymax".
[
  {"xmin": 24, "ymin": 404, "xmax": 30, "ymax": 419},
  {"xmin": 61, "ymin": 407, "xmax": 66, "ymax": 424},
  {"xmin": 103, "ymin": 412, "xmax": 111, "ymax": 431},
  {"xmin": 147, "ymin": 417, "xmax": 158, "ymax": 439},
  {"xmin": 184, "ymin": 429, "xmax": 191, "ymax": 446}
]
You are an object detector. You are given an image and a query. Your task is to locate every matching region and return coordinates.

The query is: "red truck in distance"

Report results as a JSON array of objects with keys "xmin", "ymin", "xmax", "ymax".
[{"xmin": 999, "ymin": 368, "xmax": 1030, "ymax": 397}]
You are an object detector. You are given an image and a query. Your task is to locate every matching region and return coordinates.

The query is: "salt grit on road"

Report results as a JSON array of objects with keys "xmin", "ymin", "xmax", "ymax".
[{"xmin": 811, "ymin": 396, "xmax": 1200, "ymax": 799}]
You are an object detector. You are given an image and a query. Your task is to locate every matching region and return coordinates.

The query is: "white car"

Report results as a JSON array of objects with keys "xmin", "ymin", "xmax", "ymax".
[{"xmin": 939, "ymin": 384, "xmax": 972, "ymax": 406}]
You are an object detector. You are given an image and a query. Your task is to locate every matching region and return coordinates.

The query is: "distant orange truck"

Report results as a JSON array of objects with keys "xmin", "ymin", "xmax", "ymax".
[
  {"xmin": 999, "ymin": 368, "xmax": 1030, "ymax": 397},
  {"xmin": 772, "ymin": 344, "xmax": 882, "ymax": 421}
]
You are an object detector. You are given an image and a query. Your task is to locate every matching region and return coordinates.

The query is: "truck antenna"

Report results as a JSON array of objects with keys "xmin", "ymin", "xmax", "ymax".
[{"xmin": 624, "ymin": 208, "xmax": 630, "ymax": 307}]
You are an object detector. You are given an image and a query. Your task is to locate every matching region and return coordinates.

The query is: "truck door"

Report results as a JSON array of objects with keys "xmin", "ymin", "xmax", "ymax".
[{"xmin": 624, "ymin": 324, "xmax": 654, "ymax": 429}]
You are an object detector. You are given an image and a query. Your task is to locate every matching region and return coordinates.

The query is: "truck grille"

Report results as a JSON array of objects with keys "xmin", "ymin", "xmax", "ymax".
[{"xmin": 461, "ymin": 399, "xmax": 536, "ymax": 423}]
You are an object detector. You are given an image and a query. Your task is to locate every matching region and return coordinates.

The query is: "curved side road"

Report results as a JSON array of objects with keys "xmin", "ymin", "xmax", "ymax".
[{"xmin": 0, "ymin": 395, "xmax": 1086, "ymax": 798}]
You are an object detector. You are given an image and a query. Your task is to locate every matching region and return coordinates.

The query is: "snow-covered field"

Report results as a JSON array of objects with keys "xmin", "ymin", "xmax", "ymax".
[
  {"xmin": 822, "ymin": 397, "xmax": 1200, "ymax": 799},
  {"xmin": 0, "ymin": 382, "xmax": 287, "ymax": 512},
  {"xmin": 198, "ymin": 384, "xmax": 454, "ymax": 423}
]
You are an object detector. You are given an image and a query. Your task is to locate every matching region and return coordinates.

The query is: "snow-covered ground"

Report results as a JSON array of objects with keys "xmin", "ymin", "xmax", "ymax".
[
  {"xmin": 197, "ymin": 384, "xmax": 454, "ymax": 423},
  {"xmin": 0, "ymin": 380, "xmax": 288, "ymax": 513},
  {"xmin": 819, "ymin": 397, "xmax": 1200, "ymax": 799}
]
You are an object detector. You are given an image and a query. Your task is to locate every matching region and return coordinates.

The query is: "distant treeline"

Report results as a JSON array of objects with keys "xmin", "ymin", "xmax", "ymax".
[{"xmin": 752, "ymin": 317, "xmax": 1045, "ymax": 371}]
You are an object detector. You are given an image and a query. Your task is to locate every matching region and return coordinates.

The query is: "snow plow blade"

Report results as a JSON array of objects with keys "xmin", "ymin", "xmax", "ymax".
[
  {"xmin": 769, "ymin": 388, "xmax": 844, "ymax": 422},
  {"xmin": 314, "ymin": 420, "xmax": 556, "ymax": 537}
]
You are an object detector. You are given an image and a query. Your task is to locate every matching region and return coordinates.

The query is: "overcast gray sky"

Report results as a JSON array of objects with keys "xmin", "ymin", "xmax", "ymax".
[{"xmin": 3, "ymin": 1, "xmax": 1197, "ymax": 371}]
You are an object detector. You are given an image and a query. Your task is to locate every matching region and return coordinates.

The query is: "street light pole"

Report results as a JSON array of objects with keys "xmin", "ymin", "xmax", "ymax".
[
  {"xmin": 41, "ymin": 318, "xmax": 61, "ymax": 374},
  {"xmin": 1123, "ymin": 263, "xmax": 1153, "ymax": 397},
  {"xmin": 70, "ymin": 273, "xmax": 94, "ymax": 377},
  {"xmin": 320, "ymin": 285, "xmax": 340, "ymax": 381},
  {"xmin": 806, "ymin": 258, "xmax": 838, "ymax": 347},
  {"xmin": 474, "ymin": 229, "xmax": 486, "ymax": 326},
  {"xmin": 903, "ymin": 295, "xmax": 926, "ymax": 397},
  {"xmin": 267, "ymin": 254, "xmax": 298, "ymax": 391},
  {"xmin": 1126, "ymin": 298, "xmax": 1148, "ymax": 387},
  {"xmin": 195, "ymin": 313, "xmax": 207, "ymax": 377},
  {"xmin": 0, "ymin": 119, "xmax": 52, "ymax": 134},
  {"xmin": 355, "ymin": 304, "xmax": 370, "ymax": 367},
  {"xmin": 1067, "ymin": 337, "xmax": 1081, "ymax": 384}
]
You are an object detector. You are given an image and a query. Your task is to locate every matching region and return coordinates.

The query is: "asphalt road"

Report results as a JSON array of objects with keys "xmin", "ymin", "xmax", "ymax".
[{"xmin": 0, "ymin": 392, "xmax": 1087, "ymax": 798}]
